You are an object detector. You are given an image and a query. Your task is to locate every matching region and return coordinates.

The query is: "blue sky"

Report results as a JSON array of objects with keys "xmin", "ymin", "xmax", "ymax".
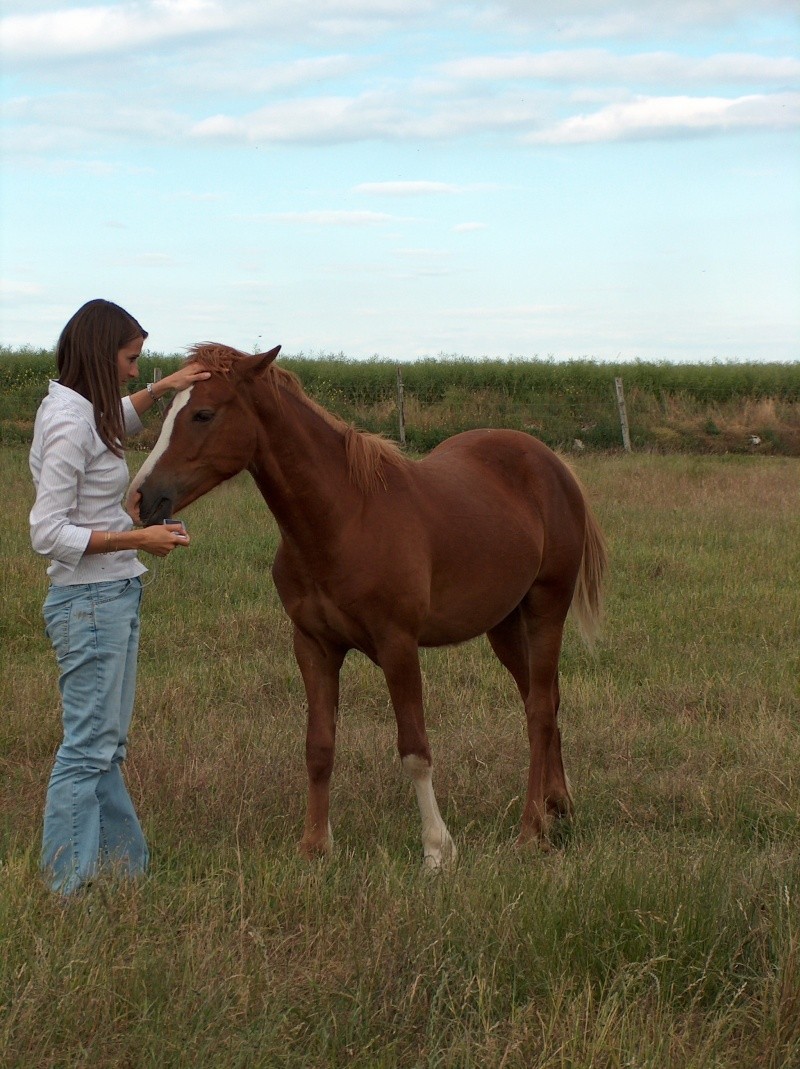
[{"xmin": 1, "ymin": 1, "xmax": 798, "ymax": 362}]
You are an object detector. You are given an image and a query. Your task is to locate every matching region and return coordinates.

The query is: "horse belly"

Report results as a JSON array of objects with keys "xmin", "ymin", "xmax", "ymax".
[
  {"xmin": 411, "ymin": 443, "xmax": 552, "ymax": 645},
  {"xmin": 418, "ymin": 528, "xmax": 541, "ymax": 646}
]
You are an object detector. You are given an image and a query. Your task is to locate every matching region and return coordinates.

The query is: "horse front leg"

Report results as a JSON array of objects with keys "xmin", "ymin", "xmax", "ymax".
[
  {"xmin": 292, "ymin": 627, "xmax": 345, "ymax": 860},
  {"xmin": 378, "ymin": 635, "xmax": 456, "ymax": 870}
]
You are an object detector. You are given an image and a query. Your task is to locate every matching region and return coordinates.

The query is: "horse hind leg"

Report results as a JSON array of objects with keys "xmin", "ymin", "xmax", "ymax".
[
  {"xmin": 520, "ymin": 594, "xmax": 575, "ymax": 846},
  {"xmin": 488, "ymin": 598, "xmax": 573, "ymax": 848},
  {"xmin": 544, "ymin": 695, "xmax": 574, "ymax": 820}
]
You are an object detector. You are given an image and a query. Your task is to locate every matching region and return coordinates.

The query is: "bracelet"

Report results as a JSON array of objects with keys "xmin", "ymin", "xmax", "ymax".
[
  {"xmin": 105, "ymin": 531, "xmax": 116, "ymax": 553},
  {"xmin": 146, "ymin": 382, "xmax": 157, "ymax": 400}
]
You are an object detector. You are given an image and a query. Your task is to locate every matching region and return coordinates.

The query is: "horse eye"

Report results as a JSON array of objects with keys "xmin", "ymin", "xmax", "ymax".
[{"xmin": 192, "ymin": 409, "xmax": 215, "ymax": 424}]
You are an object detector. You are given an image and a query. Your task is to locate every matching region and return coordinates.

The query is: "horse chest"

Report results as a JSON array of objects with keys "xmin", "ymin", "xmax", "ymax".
[{"xmin": 276, "ymin": 569, "xmax": 376, "ymax": 652}]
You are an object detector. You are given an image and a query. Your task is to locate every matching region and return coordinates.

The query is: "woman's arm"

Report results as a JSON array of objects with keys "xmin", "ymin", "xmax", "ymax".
[
  {"xmin": 129, "ymin": 362, "xmax": 211, "ymax": 416},
  {"xmin": 30, "ymin": 422, "xmax": 94, "ymax": 566},
  {"xmin": 84, "ymin": 523, "xmax": 190, "ymax": 558},
  {"xmin": 31, "ymin": 420, "xmax": 190, "ymax": 564}
]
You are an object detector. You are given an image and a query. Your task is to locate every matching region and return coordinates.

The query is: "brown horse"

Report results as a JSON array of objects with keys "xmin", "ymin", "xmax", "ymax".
[{"xmin": 129, "ymin": 344, "xmax": 606, "ymax": 867}]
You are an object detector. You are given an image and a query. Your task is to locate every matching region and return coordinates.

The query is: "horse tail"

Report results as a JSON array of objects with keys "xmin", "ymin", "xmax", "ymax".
[{"xmin": 571, "ymin": 495, "xmax": 608, "ymax": 648}]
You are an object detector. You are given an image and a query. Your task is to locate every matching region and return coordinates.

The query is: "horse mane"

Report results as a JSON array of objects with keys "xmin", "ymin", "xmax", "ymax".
[
  {"xmin": 186, "ymin": 343, "xmax": 407, "ymax": 494},
  {"xmin": 184, "ymin": 343, "xmax": 242, "ymax": 374}
]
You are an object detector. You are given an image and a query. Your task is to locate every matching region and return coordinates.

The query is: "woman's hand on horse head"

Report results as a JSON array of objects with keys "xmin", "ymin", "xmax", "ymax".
[{"xmin": 162, "ymin": 362, "xmax": 212, "ymax": 393}]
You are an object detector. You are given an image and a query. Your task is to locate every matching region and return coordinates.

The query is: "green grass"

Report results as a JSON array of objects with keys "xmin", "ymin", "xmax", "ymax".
[{"xmin": 1, "ymin": 447, "xmax": 799, "ymax": 1067}]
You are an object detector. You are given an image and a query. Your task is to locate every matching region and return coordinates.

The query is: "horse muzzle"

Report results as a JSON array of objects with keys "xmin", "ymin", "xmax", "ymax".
[{"xmin": 137, "ymin": 481, "xmax": 177, "ymax": 526}]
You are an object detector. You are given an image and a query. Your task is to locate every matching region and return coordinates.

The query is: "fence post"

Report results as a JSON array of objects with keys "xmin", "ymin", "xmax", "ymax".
[
  {"xmin": 396, "ymin": 365, "xmax": 406, "ymax": 447},
  {"xmin": 152, "ymin": 368, "xmax": 165, "ymax": 413},
  {"xmin": 614, "ymin": 377, "xmax": 631, "ymax": 452}
]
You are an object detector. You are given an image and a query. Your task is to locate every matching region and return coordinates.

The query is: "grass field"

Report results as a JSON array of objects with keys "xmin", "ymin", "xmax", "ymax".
[{"xmin": 1, "ymin": 445, "xmax": 799, "ymax": 1067}]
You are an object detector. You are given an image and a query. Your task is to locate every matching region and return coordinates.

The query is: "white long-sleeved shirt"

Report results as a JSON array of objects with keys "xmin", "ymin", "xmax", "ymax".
[{"xmin": 29, "ymin": 380, "xmax": 148, "ymax": 585}]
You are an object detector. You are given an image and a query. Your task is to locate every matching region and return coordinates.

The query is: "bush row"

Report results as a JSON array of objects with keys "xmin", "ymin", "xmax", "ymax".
[
  {"xmin": 2, "ymin": 347, "xmax": 798, "ymax": 454},
  {"xmin": 3, "ymin": 346, "xmax": 800, "ymax": 402}
]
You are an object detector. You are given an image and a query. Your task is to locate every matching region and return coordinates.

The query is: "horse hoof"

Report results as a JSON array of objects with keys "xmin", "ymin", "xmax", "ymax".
[
  {"xmin": 514, "ymin": 830, "xmax": 553, "ymax": 854},
  {"xmin": 546, "ymin": 795, "xmax": 574, "ymax": 820},
  {"xmin": 298, "ymin": 841, "xmax": 331, "ymax": 861},
  {"xmin": 423, "ymin": 833, "xmax": 457, "ymax": 872},
  {"xmin": 298, "ymin": 835, "xmax": 333, "ymax": 861},
  {"xmin": 298, "ymin": 820, "xmax": 334, "ymax": 861}
]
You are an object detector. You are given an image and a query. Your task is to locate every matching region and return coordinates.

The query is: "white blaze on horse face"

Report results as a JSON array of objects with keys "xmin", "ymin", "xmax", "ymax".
[
  {"xmin": 128, "ymin": 385, "xmax": 194, "ymax": 502},
  {"xmin": 402, "ymin": 754, "xmax": 456, "ymax": 870}
]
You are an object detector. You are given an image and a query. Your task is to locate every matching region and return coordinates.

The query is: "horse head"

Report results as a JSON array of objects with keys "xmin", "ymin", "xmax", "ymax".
[{"xmin": 129, "ymin": 344, "xmax": 280, "ymax": 524}]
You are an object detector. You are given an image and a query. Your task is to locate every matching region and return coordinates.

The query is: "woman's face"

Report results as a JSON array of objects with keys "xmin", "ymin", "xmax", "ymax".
[{"xmin": 117, "ymin": 335, "xmax": 145, "ymax": 386}]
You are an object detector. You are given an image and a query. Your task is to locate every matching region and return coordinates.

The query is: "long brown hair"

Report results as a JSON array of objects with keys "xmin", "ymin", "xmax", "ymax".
[{"xmin": 57, "ymin": 299, "xmax": 148, "ymax": 457}]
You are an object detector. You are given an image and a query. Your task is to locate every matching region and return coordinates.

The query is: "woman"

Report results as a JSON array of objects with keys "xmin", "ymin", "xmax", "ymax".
[{"xmin": 29, "ymin": 298, "xmax": 210, "ymax": 895}]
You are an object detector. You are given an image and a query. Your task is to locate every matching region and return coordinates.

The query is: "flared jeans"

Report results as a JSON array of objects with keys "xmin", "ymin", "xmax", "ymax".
[{"xmin": 41, "ymin": 576, "xmax": 149, "ymax": 895}]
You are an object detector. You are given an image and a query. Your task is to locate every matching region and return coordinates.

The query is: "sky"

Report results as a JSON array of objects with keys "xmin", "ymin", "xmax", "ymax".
[{"xmin": 1, "ymin": 1, "xmax": 799, "ymax": 363}]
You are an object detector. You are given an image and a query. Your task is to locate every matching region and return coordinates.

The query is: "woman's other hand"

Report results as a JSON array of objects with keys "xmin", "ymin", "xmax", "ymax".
[
  {"xmin": 137, "ymin": 522, "xmax": 190, "ymax": 557},
  {"xmin": 127, "ymin": 490, "xmax": 143, "ymax": 525}
]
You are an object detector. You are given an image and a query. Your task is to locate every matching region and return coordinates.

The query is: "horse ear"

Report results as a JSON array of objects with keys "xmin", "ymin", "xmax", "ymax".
[{"xmin": 240, "ymin": 345, "xmax": 281, "ymax": 380}]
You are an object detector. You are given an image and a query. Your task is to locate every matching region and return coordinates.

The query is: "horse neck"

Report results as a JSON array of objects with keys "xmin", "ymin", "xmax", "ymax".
[{"xmin": 247, "ymin": 378, "xmax": 356, "ymax": 542}]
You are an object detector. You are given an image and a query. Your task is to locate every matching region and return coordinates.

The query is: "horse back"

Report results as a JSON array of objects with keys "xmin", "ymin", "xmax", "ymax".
[{"xmin": 419, "ymin": 429, "xmax": 586, "ymax": 541}]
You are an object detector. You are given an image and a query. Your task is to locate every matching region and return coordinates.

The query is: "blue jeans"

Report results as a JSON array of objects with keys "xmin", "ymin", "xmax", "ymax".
[{"xmin": 41, "ymin": 577, "xmax": 148, "ymax": 895}]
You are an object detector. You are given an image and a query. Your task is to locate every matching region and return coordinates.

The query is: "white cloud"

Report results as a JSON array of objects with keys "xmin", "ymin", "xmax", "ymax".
[
  {"xmin": 169, "ymin": 54, "xmax": 374, "ymax": 95},
  {"xmin": 355, "ymin": 181, "xmax": 464, "ymax": 195},
  {"xmin": 441, "ymin": 50, "xmax": 800, "ymax": 86},
  {"xmin": 3, "ymin": 90, "xmax": 186, "ymax": 153},
  {"xmin": 261, "ymin": 210, "xmax": 406, "ymax": 226},
  {"xmin": 0, "ymin": 1, "xmax": 435, "ymax": 62},
  {"xmin": 0, "ymin": 278, "xmax": 43, "ymax": 299},
  {"xmin": 481, "ymin": 1, "xmax": 799, "ymax": 40},
  {"xmin": 395, "ymin": 247, "xmax": 450, "ymax": 257},
  {"xmin": 191, "ymin": 89, "xmax": 549, "ymax": 144},
  {"xmin": 166, "ymin": 190, "xmax": 225, "ymax": 202},
  {"xmin": 528, "ymin": 91, "xmax": 800, "ymax": 143},
  {"xmin": 0, "ymin": 1, "xmax": 228, "ymax": 60},
  {"xmin": 190, "ymin": 85, "xmax": 800, "ymax": 145},
  {"xmin": 42, "ymin": 157, "xmax": 121, "ymax": 176},
  {"xmin": 441, "ymin": 302, "xmax": 572, "ymax": 321},
  {"xmin": 126, "ymin": 252, "xmax": 179, "ymax": 266},
  {"xmin": 3, "ymin": 1, "xmax": 798, "ymax": 71},
  {"xmin": 5, "ymin": 3, "xmax": 796, "ymax": 155},
  {"xmin": 190, "ymin": 94, "xmax": 404, "ymax": 144},
  {"xmin": 7, "ymin": 71, "xmax": 799, "ymax": 155}
]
